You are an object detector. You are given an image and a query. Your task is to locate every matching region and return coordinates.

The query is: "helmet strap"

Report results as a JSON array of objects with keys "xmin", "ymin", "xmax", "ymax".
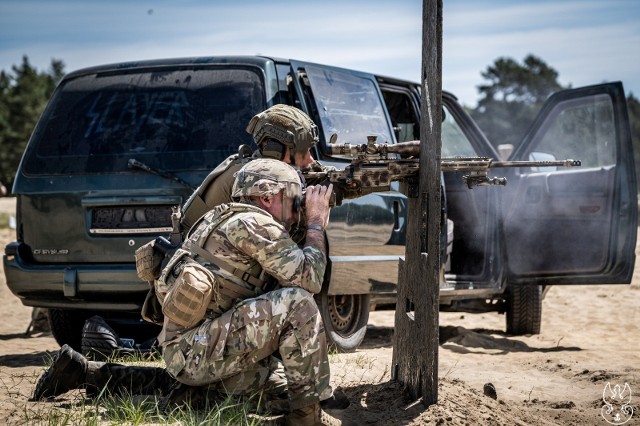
[
  {"xmin": 261, "ymin": 139, "xmax": 287, "ymax": 161},
  {"xmin": 288, "ymin": 147, "xmax": 296, "ymax": 167}
]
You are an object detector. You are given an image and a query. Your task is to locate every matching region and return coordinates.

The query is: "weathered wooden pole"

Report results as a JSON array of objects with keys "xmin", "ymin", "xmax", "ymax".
[{"xmin": 391, "ymin": 0, "xmax": 442, "ymax": 407}]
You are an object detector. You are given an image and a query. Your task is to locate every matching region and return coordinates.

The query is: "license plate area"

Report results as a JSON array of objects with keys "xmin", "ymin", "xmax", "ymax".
[{"xmin": 90, "ymin": 205, "xmax": 173, "ymax": 235}]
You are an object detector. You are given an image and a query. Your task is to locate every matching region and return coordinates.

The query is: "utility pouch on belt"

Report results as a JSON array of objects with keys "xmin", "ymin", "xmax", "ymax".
[
  {"xmin": 162, "ymin": 259, "xmax": 218, "ymax": 328},
  {"xmin": 135, "ymin": 236, "xmax": 176, "ymax": 281}
]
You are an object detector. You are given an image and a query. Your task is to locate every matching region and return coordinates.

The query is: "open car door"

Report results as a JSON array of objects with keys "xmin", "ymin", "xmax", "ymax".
[{"xmin": 504, "ymin": 82, "xmax": 637, "ymax": 285}]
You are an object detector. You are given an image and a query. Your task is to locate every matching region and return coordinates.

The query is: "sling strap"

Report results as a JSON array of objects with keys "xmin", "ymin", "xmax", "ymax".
[{"xmin": 182, "ymin": 239, "xmax": 267, "ymax": 291}]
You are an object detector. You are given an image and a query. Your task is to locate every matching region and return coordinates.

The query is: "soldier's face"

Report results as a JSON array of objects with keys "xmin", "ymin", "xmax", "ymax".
[
  {"xmin": 283, "ymin": 148, "xmax": 314, "ymax": 170},
  {"xmin": 267, "ymin": 191, "xmax": 299, "ymax": 230},
  {"xmin": 293, "ymin": 150, "xmax": 314, "ymax": 170}
]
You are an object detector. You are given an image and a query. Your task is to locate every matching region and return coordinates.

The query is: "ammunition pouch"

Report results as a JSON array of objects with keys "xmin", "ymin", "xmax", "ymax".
[
  {"xmin": 141, "ymin": 285, "xmax": 164, "ymax": 325},
  {"xmin": 137, "ymin": 236, "xmax": 180, "ymax": 324},
  {"xmin": 135, "ymin": 236, "xmax": 177, "ymax": 282},
  {"xmin": 153, "ymin": 203, "xmax": 278, "ymax": 328},
  {"xmin": 162, "ymin": 259, "xmax": 217, "ymax": 328}
]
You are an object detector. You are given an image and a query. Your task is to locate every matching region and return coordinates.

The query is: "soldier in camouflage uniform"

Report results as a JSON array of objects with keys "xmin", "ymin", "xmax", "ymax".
[
  {"xmin": 180, "ymin": 103, "xmax": 331, "ymax": 231},
  {"xmin": 152, "ymin": 158, "xmax": 344, "ymax": 425},
  {"xmin": 34, "ymin": 111, "xmax": 348, "ymax": 424}
]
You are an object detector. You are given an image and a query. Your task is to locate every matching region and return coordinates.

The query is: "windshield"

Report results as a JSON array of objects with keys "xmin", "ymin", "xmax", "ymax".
[
  {"xmin": 304, "ymin": 65, "xmax": 393, "ymax": 152},
  {"xmin": 23, "ymin": 67, "xmax": 265, "ymax": 175}
]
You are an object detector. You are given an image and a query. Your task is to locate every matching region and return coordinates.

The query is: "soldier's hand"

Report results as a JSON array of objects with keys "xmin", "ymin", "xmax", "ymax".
[{"xmin": 304, "ymin": 184, "xmax": 333, "ymax": 227}]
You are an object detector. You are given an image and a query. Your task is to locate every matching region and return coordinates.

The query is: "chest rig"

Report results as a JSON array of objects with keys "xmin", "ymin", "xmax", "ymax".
[{"xmin": 156, "ymin": 203, "xmax": 275, "ymax": 324}]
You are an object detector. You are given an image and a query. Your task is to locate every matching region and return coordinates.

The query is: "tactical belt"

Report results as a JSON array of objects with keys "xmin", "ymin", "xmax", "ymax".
[{"xmin": 182, "ymin": 240, "xmax": 267, "ymax": 293}]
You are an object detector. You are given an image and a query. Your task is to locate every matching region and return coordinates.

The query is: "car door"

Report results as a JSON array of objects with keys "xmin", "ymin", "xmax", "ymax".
[
  {"xmin": 504, "ymin": 82, "xmax": 637, "ymax": 284},
  {"xmin": 287, "ymin": 60, "xmax": 406, "ymax": 351},
  {"xmin": 288, "ymin": 60, "xmax": 405, "ymax": 294},
  {"xmin": 377, "ymin": 79, "xmax": 505, "ymax": 291}
]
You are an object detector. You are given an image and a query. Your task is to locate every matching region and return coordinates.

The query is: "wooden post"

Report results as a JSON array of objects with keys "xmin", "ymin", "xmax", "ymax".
[{"xmin": 391, "ymin": 0, "xmax": 442, "ymax": 407}]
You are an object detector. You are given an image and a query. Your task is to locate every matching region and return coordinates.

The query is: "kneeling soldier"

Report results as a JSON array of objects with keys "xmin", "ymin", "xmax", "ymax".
[{"xmin": 34, "ymin": 158, "xmax": 350, "ymax": 426}]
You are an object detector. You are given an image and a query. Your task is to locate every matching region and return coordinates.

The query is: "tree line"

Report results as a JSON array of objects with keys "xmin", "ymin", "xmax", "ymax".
[{"xmin": 0, "ymin": 54, "xmax": 639, "ymax": 192}]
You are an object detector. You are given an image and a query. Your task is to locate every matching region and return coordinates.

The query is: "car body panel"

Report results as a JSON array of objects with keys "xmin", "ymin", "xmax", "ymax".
[{"xmin": 288, "ymin": 60, "xmax": 406, "ymax": 296}]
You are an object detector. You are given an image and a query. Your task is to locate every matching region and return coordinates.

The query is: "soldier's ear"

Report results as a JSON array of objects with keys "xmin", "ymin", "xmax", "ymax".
[{"xmin": 259, "ymin": 195, "xmax": 272, "ymax": 206}]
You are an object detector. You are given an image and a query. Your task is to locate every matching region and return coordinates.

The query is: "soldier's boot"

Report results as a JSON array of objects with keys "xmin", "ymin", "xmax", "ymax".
[
  {"xmin": 320, "ymin": 390, "xmax": 350, "ymax": 410},
  {"xmin": 158, "ymin": 382, "xmax": 220, "ymax": 412},
  {"xmin": 81, "ymin": 315, "xmax": 134, "ymax": 361},
  {"xmin": 267, "ymin": 393, "xmax": 350, "ymax": 416},
  {"xmin": 84, "ymin": 362, "xmax": 175, "ymax": 398},
  {"xmin": 285, "ymin": 402, "xmax": 355, "ymax": 426},
  {"xmin": 32, "ymin": 344, "xmax": 88, "ymax": 400}
]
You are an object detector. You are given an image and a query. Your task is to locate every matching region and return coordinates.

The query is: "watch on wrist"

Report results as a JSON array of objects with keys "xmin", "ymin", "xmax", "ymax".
[{"xmin": 307, "ymin": 224, "xmax": 325, "ymax": 232}]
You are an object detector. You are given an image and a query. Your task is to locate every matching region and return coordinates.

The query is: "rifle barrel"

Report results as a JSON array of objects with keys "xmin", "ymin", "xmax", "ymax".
[
  {"xmin": 490, "ymin": 159, "xmax": 582, "ymax": 168},
  {"xmin": 327, "ymin": 140, "xmax": 581, "ymax": 169}
]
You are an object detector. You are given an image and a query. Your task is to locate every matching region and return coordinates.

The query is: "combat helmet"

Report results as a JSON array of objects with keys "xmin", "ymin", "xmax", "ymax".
[
  {"xmin": 231, "ymin": 158, "xmax": 303, "ymax": 202},
  {"xmin": 246, "ymin": 104, "xmax": 319, "ymax": 155}
]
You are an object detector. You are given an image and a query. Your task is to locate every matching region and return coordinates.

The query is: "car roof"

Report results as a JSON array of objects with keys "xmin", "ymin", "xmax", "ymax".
[{"xmin": 62, "ymin": 54, "xmax": 456, "ymax": 99}]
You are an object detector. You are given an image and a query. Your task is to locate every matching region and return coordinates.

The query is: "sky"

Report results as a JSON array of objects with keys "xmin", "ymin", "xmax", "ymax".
[{"xmin": 1, "ymin": 0, "xmax": 639, "ymax": 108}]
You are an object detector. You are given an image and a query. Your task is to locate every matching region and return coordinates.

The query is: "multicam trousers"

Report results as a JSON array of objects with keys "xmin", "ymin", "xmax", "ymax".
[
  {"xmin": 85, "ymin": 354, "xmax": 288, "ymax": 398},
  {"xmin": 163, "ymin": 287, "xmax": 332, "ymax": 410}
]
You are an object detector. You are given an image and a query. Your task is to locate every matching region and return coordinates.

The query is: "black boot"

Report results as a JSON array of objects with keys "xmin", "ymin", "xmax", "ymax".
[
  {"xmin": 320, "ymin": 389, "xmax": 350, "ymax": 410},
  {"xmin": 32, "ymin": 344, "xmax": 88, "ymax": 400},
  {"xmin": 158, "ymin": 382, "xmax": 221, "ymax": 411}
]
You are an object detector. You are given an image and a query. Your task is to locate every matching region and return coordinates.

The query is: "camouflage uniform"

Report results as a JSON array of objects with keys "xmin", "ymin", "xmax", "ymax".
[
  {"xmin": 158, "ymin": 160, "xmax": 331, "ymax": 408},
  {"xmin": 35, "ymin": 106, "xmax": 334, "ymax": 407},
  {"xmin": 181, "ymin": 103, "xmax": 332, "ymax": 232},
  {"xmin": 181, "ymin": 149, "xmax": 332, "ymax": 232}
]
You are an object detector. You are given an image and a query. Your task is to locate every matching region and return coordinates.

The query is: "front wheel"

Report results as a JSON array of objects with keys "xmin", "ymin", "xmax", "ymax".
[
  {"xmin": 505, "ymin": 284, "xmax": 542, "ymax": 335},
  {"xmin": 318, "ymin": 291, "xmax": 370, "ymax": 352}
]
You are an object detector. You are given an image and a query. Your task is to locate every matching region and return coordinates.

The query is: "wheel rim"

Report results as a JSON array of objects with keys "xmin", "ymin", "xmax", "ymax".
[{"xmin": 327, "ymin": 295, "xmax": 360, "ymax": 335}]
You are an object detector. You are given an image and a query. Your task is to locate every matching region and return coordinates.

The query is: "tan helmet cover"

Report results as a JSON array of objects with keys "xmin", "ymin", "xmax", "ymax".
[
  {"xmin": 246, "ymin": 104, "xmax": 319, "ymax": 154},
  {"xmin": 231, "ymin": 158, "xmax": 302, "ymax": 200}
]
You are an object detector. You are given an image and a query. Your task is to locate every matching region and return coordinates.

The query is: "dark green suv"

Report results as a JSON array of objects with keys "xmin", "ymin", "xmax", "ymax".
[{"xmin": 4, "ymin": 56, "xmax": 637, "ymax": 351}]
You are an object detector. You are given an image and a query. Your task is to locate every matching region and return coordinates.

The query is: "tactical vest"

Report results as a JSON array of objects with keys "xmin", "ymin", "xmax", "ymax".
[
  {"xmin": 155, "ymin": 203, "xmax": 273, "ymax": 325},
  {"xmin": 180, "ymin": 145, "xmax": 254, "ymax": 231}
]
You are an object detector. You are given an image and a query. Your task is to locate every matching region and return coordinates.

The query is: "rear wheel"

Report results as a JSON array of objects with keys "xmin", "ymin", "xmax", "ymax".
[
  {"xmin": 48, "ymin": 309, "xmax": 91, "ymax": 351},
  {"xmin": 318, "ymin": 291, "xmax": 370, "ymax": 352},
  {"xmin": 505, "ymin": 284, "xmax": 542, "ymax": 335}
]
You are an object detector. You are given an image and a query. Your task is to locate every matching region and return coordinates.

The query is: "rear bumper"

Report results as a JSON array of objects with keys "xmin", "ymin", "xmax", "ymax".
[{"xmin": 3, "ymin": 242, "xmax": 148, "ymax": 311}]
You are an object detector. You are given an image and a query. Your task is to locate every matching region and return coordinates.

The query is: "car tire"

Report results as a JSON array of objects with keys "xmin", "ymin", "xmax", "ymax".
[
  {"xmin": 318, "ymin": 290, "xmax": 370, "ymax": 352},
  {"xmin": 505, "ymin": 284, "xmax": 542, "ymax": 335},
  {"xmin": 48, "ymin": 309, "xmax": 90, "ymax": 351}
]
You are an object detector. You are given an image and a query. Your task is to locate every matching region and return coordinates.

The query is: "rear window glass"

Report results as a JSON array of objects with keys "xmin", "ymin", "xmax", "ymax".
[{"xmin": 23, "ymin": 67, "xmax": 266, "ymax": 175}]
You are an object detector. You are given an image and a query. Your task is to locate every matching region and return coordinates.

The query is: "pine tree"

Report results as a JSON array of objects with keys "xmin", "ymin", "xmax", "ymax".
[{"xmin": 0, "ymin": 56, "xmax": 64, "ymax": 191}]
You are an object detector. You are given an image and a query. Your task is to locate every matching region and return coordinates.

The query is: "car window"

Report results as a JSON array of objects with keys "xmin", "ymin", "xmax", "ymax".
[
  {"xmin": 23, "ymin": 67, "xmax": 266, "ymax": 175},
  {"xmin": 526, "ymin": 94, "xmax": 615, "ymax": 168},
  {"xmin": 441, "ymin": 105, "xmax": 477, "ymax": 157},
  {"xmin": 303, "ymin": 65, "xmax": 393, "ymax": 151},
  {"xmin": 380, "ymin": 89, "xmax": 418, "ymax": 142}
]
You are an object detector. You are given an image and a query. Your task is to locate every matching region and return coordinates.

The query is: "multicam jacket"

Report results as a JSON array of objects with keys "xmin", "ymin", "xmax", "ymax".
[{"xmin": 157, "ymin": 202, "xmax": 326, "ymax": 347}]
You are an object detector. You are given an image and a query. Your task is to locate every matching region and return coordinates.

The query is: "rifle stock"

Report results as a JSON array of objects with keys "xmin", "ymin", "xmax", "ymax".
[{"xmin": 305, "ymin": 138, "xmax": 581, "ymax": 206}]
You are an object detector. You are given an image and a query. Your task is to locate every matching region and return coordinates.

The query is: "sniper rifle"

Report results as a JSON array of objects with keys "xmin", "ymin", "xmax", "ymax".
[{"xmin": 304, "ymin": 136, "xmax": 581, "ymax": 206}]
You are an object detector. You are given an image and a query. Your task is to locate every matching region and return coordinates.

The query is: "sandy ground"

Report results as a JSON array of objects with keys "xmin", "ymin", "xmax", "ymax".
[{"xmin": 0, "ymin": 197, "xmax": 638, "ymax": 425}]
